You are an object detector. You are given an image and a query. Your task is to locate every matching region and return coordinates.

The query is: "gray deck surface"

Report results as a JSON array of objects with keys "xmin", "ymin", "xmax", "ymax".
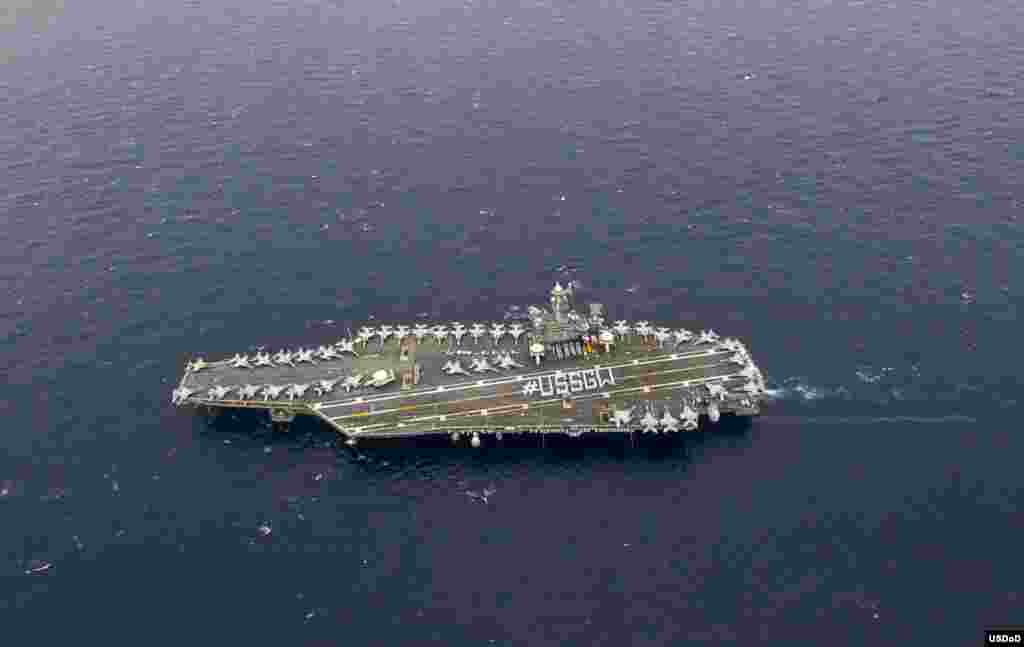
[{"xmin": 176, "ymin": 323, "xmax": 765, "ymax": 437}]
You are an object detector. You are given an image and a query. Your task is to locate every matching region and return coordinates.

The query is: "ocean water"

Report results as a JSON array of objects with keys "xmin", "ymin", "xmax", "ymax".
[{"xmin": 1, "ymin": 0, "xmax": 1021, "ymax": 643}]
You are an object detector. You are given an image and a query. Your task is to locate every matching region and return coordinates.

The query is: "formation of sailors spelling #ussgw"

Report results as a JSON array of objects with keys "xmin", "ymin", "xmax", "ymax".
[{"xmin": 172, "ymin": 282, "xmax": 767, "ymax": 446}]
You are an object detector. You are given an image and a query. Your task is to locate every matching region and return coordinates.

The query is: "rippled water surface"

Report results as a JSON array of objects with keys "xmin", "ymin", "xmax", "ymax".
[{"xmin": 2, "ymin": 0, "xmax": 1022, "ymax": 644}]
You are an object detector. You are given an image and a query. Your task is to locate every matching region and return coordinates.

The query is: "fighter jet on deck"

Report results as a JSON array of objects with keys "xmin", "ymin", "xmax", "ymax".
[
  {"xmin": 696, "ymin": 329, "xmax": 720, "ymax": 344},
  {"xmin": 227, "ymin": 354, "xmax": 251, "ymax": 369},
  {"xmin": 356, "ymin": 327, "xmax": 376, "ymax": 347},
  {"xmin": 706, "ymin": 383, "xmax": 727, "ymax": 401},
  {"xmin": 742, "ymin": 381, "xmax": 764, "ymax": 396},
  {"xmin": 653, "ymin": 327, "xmax": 672, "ymax": 347},
  {"xmin": 497, "ymin": 353, "xmax": 524, "ymax": 370},
  {"xmin": 273, "ymin": 350, "xmax": 296, "ymax": 367},
  {"xmin": 718, "ymin": 338, "xmax": 742, "ymax": 352},
  {"xmin": 394, "ymin": 325, "xmax": 411, "ymax": 344},
  {"xmin": 172, "ymin": 387, "xmax": 195, "ymax": 404},
  {"xmin": 660, "ymin": 408, "xmax": 680, "ymax": 432},
  {"xmin": 318, "ymin": 345, "xmax": 339, "ymax": 361},
  {"xmin": 509, "ymin": 323, "xmax": 526, "ymax": 344},
  {"xmin": 450, "ymin": 323, "xmax": 467, "ymax": 346},
  {"xmin": 634, "ymin": 321, "xmax": 653, "ymax": 341},
  {"xmin": 294, "ymin": 348, "xmax": 316, "ymax": 364},
  {"xmin": 207, "ymin": 385, "xmax": 234, "ymax": 400},
  {"xmin": 377, "ymin": 325, "xmax": 394, "ymax": 346},
  {"xmin": 611, "ymin": 407, "xmax": 634, "ymax": 430},
  {"xmin": 261, "ymin": 384, "xmax": 287, "ymax": 400},
  {"xmin": 469, "ymin": 323, "xmax": 486, "ymax": 345},
  {"xmin": 412, "ymin": 324, "xmax": 430, "ymax": 342},
  {"xmin": 442, "ymin": 359, "xmax": 469, "ymax": 376},
  {"xmin": 707, "ymin": 401, "xmax": 721, "ymax": 423},
  {"xmin": 238, "ymin": 384, "xmax": 261, "ymax": 400},
  {"xmin": 681, "ymin": 402, "xmax": 699, "ymax": 431},
  {"xmin": 490, "ymin": 323, "xmax": 507, "ymax": 345},
  {"xmin": 314, "ymin": 378, "xmax": 342, "ymax": 397},
  {"xmin": 187, "ymin": 358, "xmax": 208, "ymax": 372},
  {"xmin": 432, "ymin": 325, "xmax": 450, "ymax": 344},
  {"xmin": 335, "ymin": 339, "xmax": 359, "ymax": 357},
  {"xmin": 287, "ymin": 383, "xmax": 312, "ymax": 400},
  {"xmin": 342, "ymin": 374, "xmax": 364, "ymax": 392},
  {"xmin": 640, "ymin": 410, "xmax": 660, "ymax": 433},
  {"xmin": 673, "ymin": 328, "xmax": 694, "ymax": 345},
  {"xmin": 471, "ymin": 357, "xmax": 499, "ymax": 373},
  {"xmin": 740, "ymin": 364, "xmax": 760, "ymax": 382},
  {"xmin": 252, "ymin": 352, "xmax": 274, "ymax": 367}
]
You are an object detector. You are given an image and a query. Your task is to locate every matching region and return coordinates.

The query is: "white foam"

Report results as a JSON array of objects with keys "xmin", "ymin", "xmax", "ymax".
[
  {"xmin": 761, "ymin": 415, "xmax": 978, "ymax": 425},
  {"xmin": 763, "ymin": 378, "xmax": 830, "ymax": 401}
]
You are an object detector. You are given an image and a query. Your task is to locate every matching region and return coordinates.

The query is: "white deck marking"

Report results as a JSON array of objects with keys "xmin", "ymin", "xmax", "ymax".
[
  {"xmin": 338, "ymin": 373, "xmax": 738, "ymax": 434},
  {"xmin": 328, "ymin": 365, "xmax": 738, "ymax": 431},
  {"xmin": 327, "ymin": 361, "xmax": 728, "ymax": 422},
  {"xmin": 316, "ymin": 348, "xmax": 723, "ymax": 411}
]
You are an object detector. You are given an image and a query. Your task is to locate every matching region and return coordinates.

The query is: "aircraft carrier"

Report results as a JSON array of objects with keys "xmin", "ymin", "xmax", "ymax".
[{"xmin": 172, "ymin": 283, "xmax": 767, "ymax": 446}]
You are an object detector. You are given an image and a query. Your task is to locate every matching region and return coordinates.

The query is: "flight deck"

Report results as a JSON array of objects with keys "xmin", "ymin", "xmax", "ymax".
[{"xmin": 173, "ymin": 283, "xmax": 767, "ymax": 445}]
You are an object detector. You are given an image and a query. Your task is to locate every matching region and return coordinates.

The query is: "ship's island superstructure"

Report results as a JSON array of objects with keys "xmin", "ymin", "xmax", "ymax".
[{"xmin": 172, "ymin": 283, "xmax": 767, "ymax": 445}]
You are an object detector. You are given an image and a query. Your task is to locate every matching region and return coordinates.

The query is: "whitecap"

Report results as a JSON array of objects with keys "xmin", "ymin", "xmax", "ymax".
[
  {"xmin": 764, "ymin": 377, "xmax": 841, "ymax": 401},
  {"xmin": 25, "ymin": 560, "xmax": 52, "ymax": 575},
  {"xmin": 855, "ymin": 370, "xmax": 879, "ymax": 383},
  {"xmin": 793, "ymin": 384, "xmax": 825, "ymax": 400}
]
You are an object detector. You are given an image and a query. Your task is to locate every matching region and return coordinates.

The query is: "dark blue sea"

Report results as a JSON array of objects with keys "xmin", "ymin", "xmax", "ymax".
[{"xmin": 2, "ymin": 0, "xmax": 1021, "ymax": 643}]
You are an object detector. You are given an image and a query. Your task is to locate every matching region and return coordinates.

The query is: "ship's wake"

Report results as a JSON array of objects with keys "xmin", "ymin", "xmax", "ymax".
[
  {"xmin": 762, "ymin": 377, "xmax": 851, "ymax": 402},
  {"xmin": 760, "ymin": 414, "xmax": 978, "ymax": 425},
  {"xmin": 759, "ymin": 370, "xmax": 985, "ymax": 424},
  {"xmin": 762, "ymin": 363, "xmax": 1013, "ymax": 412}
]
